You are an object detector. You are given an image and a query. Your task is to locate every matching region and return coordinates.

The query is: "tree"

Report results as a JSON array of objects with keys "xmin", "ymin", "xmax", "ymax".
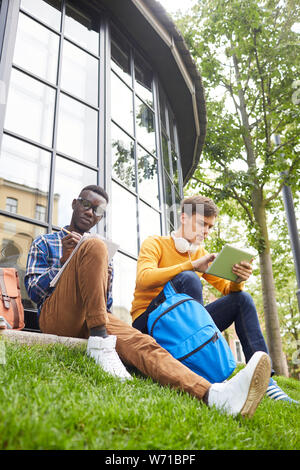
[{"xmin": 177, "ymin": 0, "xmax": 300, "ymax": 375}]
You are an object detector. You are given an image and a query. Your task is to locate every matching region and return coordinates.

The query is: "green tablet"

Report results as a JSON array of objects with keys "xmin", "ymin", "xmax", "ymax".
[{"xmin": 205, "ymin": 244, "xmax": 255, "ymax": 282}]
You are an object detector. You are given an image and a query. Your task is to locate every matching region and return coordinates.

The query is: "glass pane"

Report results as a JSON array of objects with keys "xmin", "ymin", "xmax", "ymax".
[
  {"xmin": 111, "ymin": 123, "xmax": 135, "ymax": 191},
  {"xmin": 13, "ymin": 13, "xmax": 59, "ymax": 84},
  {"xmin": 65, "ymin": 1, "xmax": 99, "ymax": 55},
  {"xmin": 4, "ymin": 69, "xmax": 55, "ymax": 147},
  {"xmin": 134, "ymin": 55, "xmax": 153, "ymax": 106},
  {"xmin": 53, "ymin": 156, "xmax": 97, "ymax": 227},
  {"xmin": 174, "ymin": 190, "xmax": 181, "ymax": 228},
  {"xmin": 111, "ymin": 28, "xmax": 131, "ymax": 86},
  {"xmin": 0, "ymin": 135, "xmax": 51, "ymax": 222},
  {"xmin": 168, "ymin": 106, "xmax": 176, "ymax": 146},
  {"xmin": 0, "ymin": 215, "xmax": 46, "ymax": 308},
  {"xmin": 111, "ymin": 71, "xmax": 134, "ymax": 136},
  {"xmin": 20, "ymin": 0, "xmax": 62, "ymax": 30},
  {"xmin": 139, "ymin": 202, "xmax": 161, "ymax": 245},
  {"xmin": 164, "ymin": 172, "xmax": 173, "ymax": 212},
  {"xmin": 112, "ymin": 252, "xmax": 137, "ymax": 325},
  {"xmin": 159, "ymin": 86, "xmax": 166, "ymax": 130},
  {"xmin": 171, "ymin": 148, "xmax": 179, "ymax": 187},
  {"xmin": 111, "ymin": 182, "xmax": 137, "ymax": 256},
  {"xmin": 137, "ymin": 145, "xmax": 159, "ymax": 209},
  {"xmin": 61, "ymin": 40, "xmax": 99, "ymax": 106},
  {"xmin": 135, "ymin": 96, "xmax": 156, "ymax": 155},
  {"xmin": 161, "ymin": 133, "xmax": 170, "ymax": 175},
  {"xmin": 57, "ymin": 93, "xmax": 98, "ymax": 166}
]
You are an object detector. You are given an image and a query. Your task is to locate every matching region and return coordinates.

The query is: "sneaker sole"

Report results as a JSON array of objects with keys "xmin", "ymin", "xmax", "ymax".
[{"xmin": 240, "ymin": 353, "xmax": 271, "ymax": 418}]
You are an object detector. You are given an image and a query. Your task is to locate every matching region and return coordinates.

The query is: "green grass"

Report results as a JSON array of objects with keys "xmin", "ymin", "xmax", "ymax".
[{"xmin": 0, "ymin": 339, "xmax": 299, "ymax": 450}]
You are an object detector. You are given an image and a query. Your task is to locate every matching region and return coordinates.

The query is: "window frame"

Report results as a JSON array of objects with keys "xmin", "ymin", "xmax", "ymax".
[{"xmin": 0, "ymin": 0, "xmax": 184, "ymax": 260}]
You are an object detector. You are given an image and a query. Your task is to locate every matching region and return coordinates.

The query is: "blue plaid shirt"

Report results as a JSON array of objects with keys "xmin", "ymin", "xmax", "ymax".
[{"xmin": 24, "ymin": 227, "xmax": 114, "ymax": 316}]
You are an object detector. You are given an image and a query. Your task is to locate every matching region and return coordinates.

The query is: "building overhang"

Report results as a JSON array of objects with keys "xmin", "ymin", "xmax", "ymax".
[{"xmin": 96, "ymin": 0, "xmax": 207, "ymax": 185}]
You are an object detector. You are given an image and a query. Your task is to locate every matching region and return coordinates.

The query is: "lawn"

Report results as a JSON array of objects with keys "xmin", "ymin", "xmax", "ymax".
[{"xmin": 0, "ymin": 339, "xmax": 299, "ymax": 451}]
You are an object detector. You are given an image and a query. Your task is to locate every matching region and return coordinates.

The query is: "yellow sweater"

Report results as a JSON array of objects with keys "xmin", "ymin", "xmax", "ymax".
[{"xmin": 130, "ymin": 235, "xmax": 245, "ymax": 322}]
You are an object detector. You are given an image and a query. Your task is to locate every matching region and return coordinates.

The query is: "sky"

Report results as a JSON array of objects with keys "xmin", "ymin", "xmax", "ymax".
[{"xmin": 158, "ymin": 0, "xmax": 195, "ymax": 15}]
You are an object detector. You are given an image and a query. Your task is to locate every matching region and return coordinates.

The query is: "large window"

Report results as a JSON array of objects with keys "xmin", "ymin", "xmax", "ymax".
[
  {"xmin": 110, "ymin": 26, "xmax": 162, "ymax": 262},
  {"xmin": 0, "ymin": 0, "xmax": 184, "ymax": 324}
]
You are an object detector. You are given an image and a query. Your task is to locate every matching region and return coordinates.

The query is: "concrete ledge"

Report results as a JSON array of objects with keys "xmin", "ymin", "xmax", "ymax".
[{"xmin": 0, "ymin": 329, "xmax": 87, "ymax": 349}]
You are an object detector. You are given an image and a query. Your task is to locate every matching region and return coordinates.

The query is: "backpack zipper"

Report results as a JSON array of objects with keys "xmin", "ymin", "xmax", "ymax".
[
  {"xmin": 177, "ymin": 331, "xmax": 219, "ymax": 362},
  {"xmin": 149, "ymin": 298, "xmax": 191, "ymax": 336}
]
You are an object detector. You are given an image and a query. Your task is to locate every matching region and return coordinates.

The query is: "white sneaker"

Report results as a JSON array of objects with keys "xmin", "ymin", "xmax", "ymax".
[
  {"xmin": 87, "ymin": 335, "xmax": 132, "ymax": 381},
  {"xmin": 207, "ymin": 351, "xmax": 271, "ymax": 417}
]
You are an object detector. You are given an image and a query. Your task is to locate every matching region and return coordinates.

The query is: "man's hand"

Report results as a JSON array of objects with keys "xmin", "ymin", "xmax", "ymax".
[
  {"xmin": 191, "ymin": 253, "xmax": 217, "ymax": 273},
  {"xmin": 60, "ymin": 231, "xmax": 82, "ymax": 265},
  {"xmin": 232, "ymin": 259, "xmax": 253, "ymax": 283}
]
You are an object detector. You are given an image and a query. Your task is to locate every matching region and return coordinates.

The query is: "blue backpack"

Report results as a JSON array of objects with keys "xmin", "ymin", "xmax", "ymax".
[{"xmin": 147, "ymin": 281, "xmax": 236, "ymax": 383}]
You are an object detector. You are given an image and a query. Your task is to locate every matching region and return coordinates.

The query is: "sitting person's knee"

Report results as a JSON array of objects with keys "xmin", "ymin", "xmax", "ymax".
[
  {"xmin": 233, "ymin": 290, "xmax": 254, "ymax": 305},
  {"xmin": 173, "ymin": 270, "xmax": 201, "ymax": 284}
]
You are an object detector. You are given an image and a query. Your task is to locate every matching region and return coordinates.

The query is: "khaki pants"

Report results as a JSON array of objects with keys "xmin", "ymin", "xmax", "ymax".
[{"xmin": 40, "ymin": 238, "xmax": 210, "ymax": 400}]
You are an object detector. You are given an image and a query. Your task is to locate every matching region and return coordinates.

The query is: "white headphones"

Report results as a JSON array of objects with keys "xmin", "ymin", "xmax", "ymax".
[{"xmin": 171, "ymin": 231, "xmax": 199, "ymax": 253}]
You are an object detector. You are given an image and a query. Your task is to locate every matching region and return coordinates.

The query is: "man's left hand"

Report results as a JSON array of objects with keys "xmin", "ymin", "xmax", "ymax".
[{"xmin": 232, "ymin": 259, "xmax": 253, "ymax": 283}]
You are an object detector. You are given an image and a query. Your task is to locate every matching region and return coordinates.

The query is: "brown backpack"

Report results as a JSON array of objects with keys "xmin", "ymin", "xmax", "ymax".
[{"xmin": 0, "ymin": 268, "xmax": 25, "ymax": 330}]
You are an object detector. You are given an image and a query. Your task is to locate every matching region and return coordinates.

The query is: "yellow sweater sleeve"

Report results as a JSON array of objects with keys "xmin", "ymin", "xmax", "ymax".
[
  {"xmin": 202, "ymin": 272, "xmax": 245, "ymax": 295},
  {"xmin": 136, "ymin": 237, "xmax": 193, "ymax": 289}
]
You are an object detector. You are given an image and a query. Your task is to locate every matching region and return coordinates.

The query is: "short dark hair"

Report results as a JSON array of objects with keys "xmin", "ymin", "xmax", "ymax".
[
  {"xmin": 80, "ymin": 185, "xmax": 109, "ymax": 203},
  {"xmin": 181, "ymin": 195, "xmax": 218, "ymax": 217}
]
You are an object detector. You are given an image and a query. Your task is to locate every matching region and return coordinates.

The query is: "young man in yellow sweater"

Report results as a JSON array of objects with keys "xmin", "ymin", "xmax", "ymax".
[{"xmin": 131, "ymin": 195, "xmax": 298, "ymax": 404}]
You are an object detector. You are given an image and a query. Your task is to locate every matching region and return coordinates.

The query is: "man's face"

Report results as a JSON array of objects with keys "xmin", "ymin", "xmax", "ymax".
[
  {"xmin": 71, "ymin": 190, "xmax": 107, "ymax": 233},
  {"xmin": 181, "ymin": 212, "xmax": 216, "ymax": 244}
]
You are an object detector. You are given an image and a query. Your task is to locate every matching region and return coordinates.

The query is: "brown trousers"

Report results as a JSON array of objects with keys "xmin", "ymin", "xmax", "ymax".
[{"xmin": 40, "ymin": 238, "xmax": 211, "ymax": 400}]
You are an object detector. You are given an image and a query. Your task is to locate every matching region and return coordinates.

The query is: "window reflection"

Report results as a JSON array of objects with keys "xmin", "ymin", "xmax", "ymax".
[
  {"xmin": 171, "ymin": 148, "xmax": 179, "ymax": 188},
  {"xmin": 61, "ymin": 40, "xmax": 99, "ymax": 106},
  {"xmin": 134, "ymin": 54, "xmax": 153, "ymax": 106},
  {"xmin": 5, "ymin": 198, "xmax": 18, "ymax": 214},
  {"xmin": 57, "ymin": 93, "xmax": 98, "ymax": 166},
  {"xmin": 4, "ymin": 69, "xmax": 55, "ymax": 147},
  {"xmin": 0, "ymin": 135, "xmax": 51, "ymax": 222},
  {"xmin": 168, "ymin": 106, "xmax": 175, "ymax": 147},
  {"xmin": 137, "ymin": 145, "xmax": 159, "ymax": 209},
  {"xmin": 111, "ymin": 71, "xmax": 134, "ymax": 136},
  {"xmin": 135, "ymin": 96, "xmax": 156, "ymax": 155},
  {"xmin": 161, "ymin": 133, "xmax": 170, "ymax": 175},
  {"xmin": 20, "ymin": 0, "xmax": 62, "ymax": 31},
  {"xmin": 13, "ymin": 13, "xmax": 59, "ymax": 84},
  {"xmin": 158, "ymin": 85, "xmax": 167, "ymax": 130},
  {"xmin": 139, "ymin": 202, "xmax": 161, "ymax": 245},
  {"xmin": 111, "ymin": 123, "xmax": 135, "ymax": 192},
  {"xmin": 65, "ymin": 1, "xmax": 99, "ymax": 55},
  {"xmin": 0, "ymin": 215, "xmax": 46, "ymax": 307},
  {"xmin": 164, "ymin": 172, "xmax": 173, "ymax": 210},
  {"xmin": 111, "ymin": 182, "xmax": 137, "ymax": 255},
  {"xmin": 53, "ymin": 156, "xmax": 97, "ymax": 227},
  {"xmin": 111, "ymin": 28, "xmax": 131, "ymax": 86},
  {"xmin": 112, "ymin": 252, "xmax": 137, "ymax": 325}
]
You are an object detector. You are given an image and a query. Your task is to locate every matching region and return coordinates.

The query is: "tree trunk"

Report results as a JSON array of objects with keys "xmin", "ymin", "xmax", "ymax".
[
  {"xmin": 232, "ymin": 52, "xmax": 288, "ymax": 376},
  {"xmin": 252, "ymin": 192, "xmax": 289, "ymax": 376}
]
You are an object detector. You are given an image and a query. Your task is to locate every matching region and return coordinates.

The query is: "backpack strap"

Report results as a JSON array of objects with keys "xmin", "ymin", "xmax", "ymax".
[{"xmin": 0, "ymin": 268, "xmax": 10, "ymax": 309}]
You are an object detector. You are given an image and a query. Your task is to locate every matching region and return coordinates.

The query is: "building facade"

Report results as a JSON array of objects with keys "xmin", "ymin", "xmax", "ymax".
[{"xmin": 0, "ymin": 0, "xmax": 206, "ymax": 326}]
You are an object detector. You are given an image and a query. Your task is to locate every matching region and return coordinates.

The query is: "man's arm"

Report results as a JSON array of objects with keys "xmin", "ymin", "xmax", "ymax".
[
  {"xmin": 24, "ymin": 237, "xmax": 61, "ymax": 305},
  {"xmin": 136, "ymin": 237, "xmax": 194, "ymax": 289}
]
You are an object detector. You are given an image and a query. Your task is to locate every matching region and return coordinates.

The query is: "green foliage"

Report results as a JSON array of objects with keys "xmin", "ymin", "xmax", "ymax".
[
  {"xmin": 0, "ymin": 342, "xmax": 299, "ymax": 450},
  {"xmin": 177, "ymin": 0, "xmax": 299, "ymax": 250}
]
